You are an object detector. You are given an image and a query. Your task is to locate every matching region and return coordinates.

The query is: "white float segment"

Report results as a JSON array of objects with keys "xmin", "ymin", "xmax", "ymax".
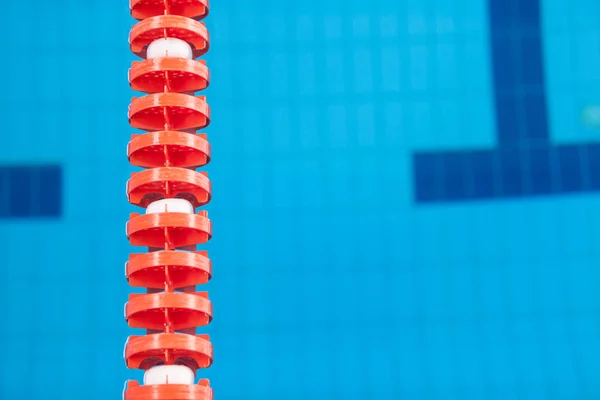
[
  {"xmin": 143, "ymin": 365, "xmax": 195, "ymax": 385},
  {"xmin": 147, "ymin": 37, "xmax": 193, "ymax": 59},
  {"xmin": 146, "ymin": 198, "xmax": 194, "ymax": 214}
]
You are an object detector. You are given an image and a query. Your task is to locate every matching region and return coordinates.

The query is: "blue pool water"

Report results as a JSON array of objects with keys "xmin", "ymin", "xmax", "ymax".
[{"xmin": 0, "ymin": 0, "xmax": 599, "ymax": 398}]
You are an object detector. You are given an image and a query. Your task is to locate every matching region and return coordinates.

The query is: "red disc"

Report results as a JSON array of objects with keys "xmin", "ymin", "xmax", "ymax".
[
  {"xmin": 129, "ymin": 93, "xmax": 210, "ymax": 131},
  {"xmin": 126, "ymin": 291, "xmax": 212, "ymax": 331},
  {"xmin": 130, "ymin": 0, "xmax": 209, "ymax": 21},
  {"xmin": 125, "ymin": 333, "xmax": 213, "ymax": 370},
  {"xmin": 130, "ymin": 58, "xmax": 209, "ymax": 93},
  {"xmin": 127, "ymin": 167, "xmax": 211, "ymax": 208},
  {"xmin": 124, "ymin": 379, "xmax": 213, "ymax": 400},
  {"xmin": 128, "ymin": 131, "xmax": 210, "ymax": 169},
  {"xmin": 127, "ymin": 250, "xmax": 211, "ymax": 289},
  {"xmin": 127, "ymin": 211, "xmax": 211, "ymax": 248},
  {"xmin": 130, "ymin": 15, "xmax": 209, "ymax": 58}
]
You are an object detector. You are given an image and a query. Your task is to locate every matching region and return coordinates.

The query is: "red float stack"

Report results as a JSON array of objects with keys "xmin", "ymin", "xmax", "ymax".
[{"xmin": 123, "ymin": 0, "xmax": 214, "ymax": 399}]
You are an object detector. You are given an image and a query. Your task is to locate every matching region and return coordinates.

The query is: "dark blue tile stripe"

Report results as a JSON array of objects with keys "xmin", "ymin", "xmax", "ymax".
[
  {"xmin": 412, "ymin": 0, "xmax": 600, "ymax": 203},
  {"xmin": 489, "ymin": 0, "xmax": 549, "ymax": 146},
  {"xmin": 0, "ymin": 165, "xmax": 62, "ymax": 218}
]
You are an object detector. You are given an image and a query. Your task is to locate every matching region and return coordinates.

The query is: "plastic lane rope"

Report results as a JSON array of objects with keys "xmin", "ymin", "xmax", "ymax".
[{"xmin": 124, "ymin": 0, "xmax": 214, "ymax": 399}]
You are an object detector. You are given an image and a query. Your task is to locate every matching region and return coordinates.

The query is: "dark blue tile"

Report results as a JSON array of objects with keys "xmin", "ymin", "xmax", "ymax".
[
  {"xmin": 8, "ymin": 167, "xmax": 33, "ymax": 217},
  {"xmin": 583, "ymin": 144, "xmax": 600, "ymax": 191},
  {"xmin": 520, "ymin": 35, "xmax": 545, "ymax": 86},
  {"xmin": 489, "ymin": 0, "xmax": 549, "ymax": 148},
  {"xmin": 497, "ymin": 148, "xmax": 525, "ymax": 197},
  {"xmin": 527, "ymin": 146, "xmax": 553, "ymax": 195},
  {"xmin": 35, "ymin": 165, "xmax": 62, "ymax": 217},
  {"xmin": 494, "ymin": 93, "xmax": 522, "ymax": 145},
  {"xmin": 413, "ymin": 153, "xmax": 442, "ymax": 203},
  {"xmin": 555, "ymin": 146, "xmax": 584, "ymax": 193},
  {"xmin": 441, "ymin": 152, "xmax": 469, "ymax": 200},
  {"xmin": 517, "ymin": 0, "xmax": 541, "ymax": 29},
  {"xmin": 469, "ymin": 151, "xmax": 497, "ymax": 199},
  {"xmin": 0, "ymin": 165, "xmax": 62, "ymax": 219},
  {"xmin": 490, "ymin": 36, "xmax": 517, "ymax": 89},
  {"xmin": 488, "ymin": 0, "xmax": 515, "ymax": 29},
  {"xmin": 522, "ymin": 92, "xmax": 549, "ymax": 143}
]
